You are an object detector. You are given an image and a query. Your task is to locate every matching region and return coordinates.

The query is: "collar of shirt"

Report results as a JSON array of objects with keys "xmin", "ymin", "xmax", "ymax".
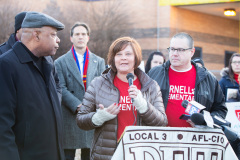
[{"xmin": 76, "ymin": 51, "xmax": 84, "ymax": 77}]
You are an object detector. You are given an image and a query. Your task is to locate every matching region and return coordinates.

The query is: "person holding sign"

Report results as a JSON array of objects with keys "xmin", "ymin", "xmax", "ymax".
[
  {"xmin": 76, "ymin": 37, "xmax": 168, "ymax": 160},
  {"xmin": 219, "ymin": 53, "xmax": 240, "ymax": 102}
]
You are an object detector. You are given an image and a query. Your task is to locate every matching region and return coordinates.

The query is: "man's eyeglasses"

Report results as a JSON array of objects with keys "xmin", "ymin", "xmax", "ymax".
[
  {"xmin": 232, "ymin": 61, "xmax": 240, "ymax": 64},
  {"xmin": 167, "ymin": 47, "xmax": 192, "ymax": 53}
]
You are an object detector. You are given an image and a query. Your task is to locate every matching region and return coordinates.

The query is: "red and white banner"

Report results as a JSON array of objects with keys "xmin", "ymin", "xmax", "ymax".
[
  {"xmin": 225, "ymin": 102, "xmax": 240, "ymax": 135},
  {"xmin": 112, "ymin": 126, "xmax": 238, "ymax": 160}
]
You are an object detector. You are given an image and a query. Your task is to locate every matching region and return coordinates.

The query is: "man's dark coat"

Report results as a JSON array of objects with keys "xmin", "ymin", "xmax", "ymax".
[
  {"xmin": 0, "ymin": 33, "xmax": 16, "ymax": 55},
  {"xmin": 0, "ymin": 42, "xmax": 64, "ymax": 160}
]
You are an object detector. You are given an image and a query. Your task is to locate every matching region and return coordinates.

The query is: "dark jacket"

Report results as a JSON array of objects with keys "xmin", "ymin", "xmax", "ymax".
[
  {"xmin": 0, "ymin": 33, "xmax": 62, "ymax": 102},
  {"xmin": 219, "ymin": 68, "xmax": 240, "ymax": 102},
  {"xmin": 0, "ymin": 42, "xmax": 64, "ymax": 160},
  {"xmin": 0, "ymin": 33, "xmax": 16, "ymax": 55},
  {"xmin": 77, "ymin": 68, "xmax": 168, "ymax": 160},
  {"xmin": 148, "ymin": 60, "xmax": 228, "ymax": 119}
]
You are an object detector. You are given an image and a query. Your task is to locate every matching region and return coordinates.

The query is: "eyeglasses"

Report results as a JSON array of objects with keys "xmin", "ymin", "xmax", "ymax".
[
  {"xmin": 167, "ymin": 47, "xmax": 192, "ymax": 53},
  {"xmin": 232, "ymin": 61, "xmax": 240, "ymax": 64}
]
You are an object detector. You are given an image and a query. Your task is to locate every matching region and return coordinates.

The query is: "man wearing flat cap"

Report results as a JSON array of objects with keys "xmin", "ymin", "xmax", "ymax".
[
  {"xmin": 0, "ymin": 12, "xmax": 65, "ymax": 160},
  {"xmin": 0, "ymin": 11, "xmax": 27, "ymax": 55}
]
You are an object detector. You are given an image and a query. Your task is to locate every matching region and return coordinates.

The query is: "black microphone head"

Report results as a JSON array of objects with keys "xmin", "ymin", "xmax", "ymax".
[
  {"xmin": 190, "ymin": 113, "xmax": 206, "ymax": 125},
  {"xmin": 126, "ymin": 73, "xmax": 134, "ymax": 80},
  {"xmin": 181, "ymin": 100, "xmax": 188, "ymax": 108}
]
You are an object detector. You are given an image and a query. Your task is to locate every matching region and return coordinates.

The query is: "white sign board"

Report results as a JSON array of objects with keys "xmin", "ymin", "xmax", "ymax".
[
  {"xmin": 112, "ymin": 126, "xmax": 238, "ymax": 160},
  {"xmin": 225, "ymin": 102, "xmax": 240, "ymax": 135}
]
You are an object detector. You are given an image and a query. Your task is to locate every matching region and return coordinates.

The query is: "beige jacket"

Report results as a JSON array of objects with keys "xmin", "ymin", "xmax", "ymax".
[{"xmin": 77, "ymin": 68, "xmax": 168, "ymax": 160}]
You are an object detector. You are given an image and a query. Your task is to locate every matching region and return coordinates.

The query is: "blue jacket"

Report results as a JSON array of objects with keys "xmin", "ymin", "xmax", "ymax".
[
  {"xmin": 219, "ymin": 68, "xmax": 240, "ymax": 102},
  {"xmin": 148, "ymin": 60, "xmax": 227, "ymax": 119}
]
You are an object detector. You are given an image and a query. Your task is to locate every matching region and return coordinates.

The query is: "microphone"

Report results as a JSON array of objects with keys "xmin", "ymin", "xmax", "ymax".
[
  {"xmin": 190, "ymin": 112, "xmax": 231, "ymax": 128},
  {"xmin": 222, "ymin": 125, "xmax": 240, "ymax": 159},
  {"xmin": 126, "ymin": 73, "xmax": 134, "ymax": 102},
  {"xmin": 190, "ymin": 112, "xmax": 220, "ymax": 128},
  {"xmin": 190, "ymin": 113, "xmax": 206, "ymax": 125},
  {"xmin": 191, "ymin": 112, "xmax": 240, "ymax": 158},
  {"xmin": 126, "ymin": 73, "xmax": 134, "ymax": 86},
  {"xmin": 126, "ymin": 73, "xmax": 137, "ymax": 125},
  {"xmin": 184, "ymin": 100, "xmax": 231, "ymax": 127},
  {"xmin": 181, "ymin": 100, "xmax": 206, "ymax": 115}
]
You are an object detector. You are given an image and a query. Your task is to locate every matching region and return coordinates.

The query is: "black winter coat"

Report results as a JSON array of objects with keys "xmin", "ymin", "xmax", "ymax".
[
  {"xmin": 148, "ymin": 60, "xmax": 228, "ymax": 119},
  {"xmin": 0, "ymin": 33, "xmax": 16, "ymax": 55},
  {"xmin": 0, "ymin": 42, "xmax": 64, "ymax": 160}
]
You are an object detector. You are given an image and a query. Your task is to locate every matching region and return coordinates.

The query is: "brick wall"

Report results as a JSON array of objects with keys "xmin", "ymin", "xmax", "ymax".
[
  {"xmin": 123, "ymin": 2, "xmax": 239, "ymax": 71},
  {"xmin": 169, "ymin": 7, "xmax": 239, "ymax": 71},
  {"xmin": 60, "ymin": 0, "xmax": 239, "ymax": 72}
]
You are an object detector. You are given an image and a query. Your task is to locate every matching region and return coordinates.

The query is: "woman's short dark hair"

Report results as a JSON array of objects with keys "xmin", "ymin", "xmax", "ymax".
[
  {"xmin": 228, "ymin": 53, "xmax": 240, "ymax": 79},
  {"xmin": 107, "ymin": 37, "xmax": 142, "ymax": 72},
  {"xmin": 145, "ymin": 51, "xmax": 165, "ymax": 73}
]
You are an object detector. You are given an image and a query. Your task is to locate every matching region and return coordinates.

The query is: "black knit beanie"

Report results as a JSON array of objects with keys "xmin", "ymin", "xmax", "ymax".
[{"xmin": 15, "ymin": 11, "xmax": 27, "ymax": 33}]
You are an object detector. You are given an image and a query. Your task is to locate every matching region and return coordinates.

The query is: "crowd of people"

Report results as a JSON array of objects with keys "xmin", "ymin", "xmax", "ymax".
[{"xmin": 0, "ymin": 11, "xmax": 239, "ymax": 160}]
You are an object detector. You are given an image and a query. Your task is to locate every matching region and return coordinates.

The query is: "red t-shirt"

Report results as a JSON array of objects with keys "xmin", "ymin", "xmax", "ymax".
[
  {"xmin": 165, "ymin": 65, "xmax": 196, "ymax": 127},
  {"xmin": 114, "ymin": 75, "xmax": 141, "ymax": 141}
]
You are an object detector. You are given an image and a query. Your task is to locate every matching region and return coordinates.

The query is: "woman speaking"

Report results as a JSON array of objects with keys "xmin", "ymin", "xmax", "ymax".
[{"xmin": 76, "ymin": 37, "xmax": 167, "ymax": 160}]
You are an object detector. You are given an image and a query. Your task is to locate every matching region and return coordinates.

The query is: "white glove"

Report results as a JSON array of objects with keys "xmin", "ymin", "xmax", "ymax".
[
  {"xmin": 92, "ymin": 108, "xmax": 116, "ymax": 126},
  {"xmin": 133, "ymin": 91, "xmax": 148, "ymax": 114}
]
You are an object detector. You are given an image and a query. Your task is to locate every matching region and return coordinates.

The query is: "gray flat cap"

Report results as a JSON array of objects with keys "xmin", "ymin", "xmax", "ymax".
[{"xmin": 22, "ymin": 12, "xmax": 64, "ymax": 31}]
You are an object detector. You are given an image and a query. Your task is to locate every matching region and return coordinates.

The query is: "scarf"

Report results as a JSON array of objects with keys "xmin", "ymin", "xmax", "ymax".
[
  {"xmin": 234, "ymin": 73, "xmax": 239, "ymax": 84},
  {"xmin": 71, "ymin": 45, "xmax": 89, "ymax": 91}
]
